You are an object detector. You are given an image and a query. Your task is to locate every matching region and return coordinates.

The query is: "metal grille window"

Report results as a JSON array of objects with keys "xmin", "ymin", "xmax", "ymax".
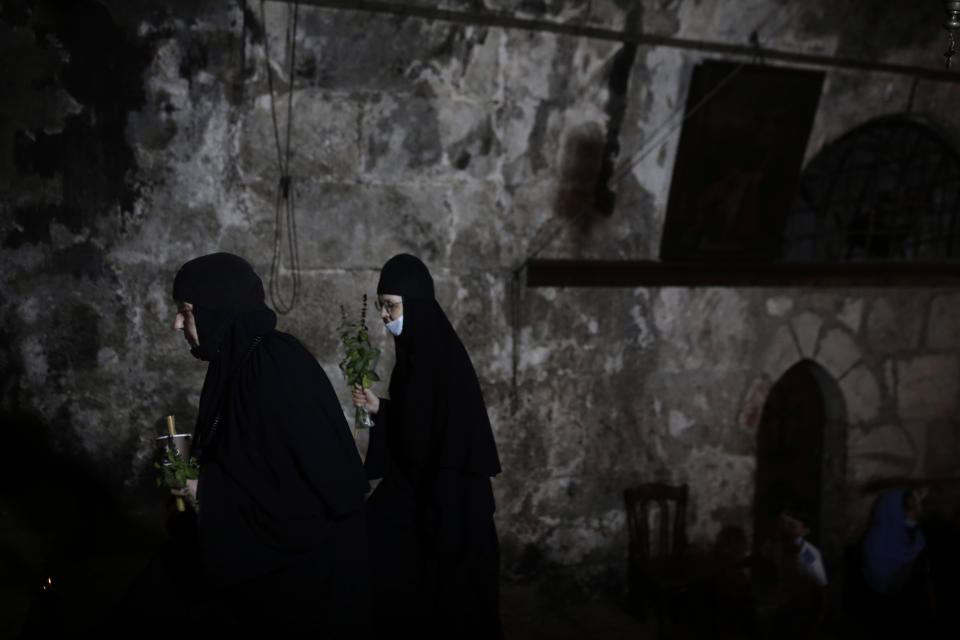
[{"xmin": 782, "ymin": 116, "xmax": 960, "ymax": 262}]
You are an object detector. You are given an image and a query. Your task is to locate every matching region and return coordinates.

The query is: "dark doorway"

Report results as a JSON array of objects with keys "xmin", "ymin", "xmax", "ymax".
[{"xmin": 753, "ymin": 361, "xmax": 826, "ymax": 549}]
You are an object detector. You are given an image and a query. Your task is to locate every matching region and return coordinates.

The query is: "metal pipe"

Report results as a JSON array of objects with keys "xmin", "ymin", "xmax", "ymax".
[{"xmin": 271, "ymin": 0, "xmax": 960, "ymax": 83}]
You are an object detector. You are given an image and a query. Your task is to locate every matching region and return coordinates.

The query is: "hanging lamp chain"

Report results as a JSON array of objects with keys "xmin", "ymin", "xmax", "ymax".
[{"xmin": 944, "ymin": 2, "xmax": 960, "ymax": 68}]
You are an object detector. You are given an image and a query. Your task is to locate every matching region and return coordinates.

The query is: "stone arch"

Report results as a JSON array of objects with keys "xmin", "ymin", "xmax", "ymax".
[
  {"xmin": 804, "ymin": 359, "xmax": 848, "ymax": 586},
  {"xmin": 753, "ymin": 358, "xmax": 847, "ymax": 588}
]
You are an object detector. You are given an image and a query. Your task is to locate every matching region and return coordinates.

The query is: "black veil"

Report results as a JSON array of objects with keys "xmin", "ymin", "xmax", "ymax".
[
  {"xmin": 375, "ymin": 253, "xmax": 501, "ymax": 480},
  {"xmin": 172, "ymin": 252, "xmax": 276, "ymax": 459}
]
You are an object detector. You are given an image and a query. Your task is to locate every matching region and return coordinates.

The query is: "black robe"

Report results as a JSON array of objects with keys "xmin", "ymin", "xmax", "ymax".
[
  {"xmin": 194, "ymin": 327, "xmax": 371, "ymax": 635},
  {"xmin": 365, "ymin": 273, "xmax": 503, "ymax": 639},
  {"xmin": 109, "ymin": 253, "xmax": 371, "ymax": 638},
  {"xmin": 177, "ymin": 254, "xmax": 371, "ymax": 635}
]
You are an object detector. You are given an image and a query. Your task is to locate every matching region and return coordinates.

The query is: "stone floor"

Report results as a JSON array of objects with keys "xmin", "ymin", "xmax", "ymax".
[
  {"xmin": 0, "ymin": 556, "xmax": 896, "ymax": 640},
  {"xmin": 0, "ymin": 532, "xmax": 685, "ymax": 639},
  {"xmin": 0, "ymin": 490, "xmax": 934, "ymax": 640},
  {"xmin": 498, "ymin": 583, "xmax": 861, "ymax": 640},
  {"xmin": 5, "ymin": 556, "xmax": 651, "ymax": 639},
  {"xmin": 4, "ymin": 565, "xmax": 650, "ymax": 639},
  {"xmin": 500, "ymin": 582, "xmax": 655, "ymax": 639},
  {"xmin": 1, "ymin": 490, "xmax": 658, "ymax": 639},
  {"xmin": 0, "ymin": 487, "xmax": 637, "ymax": 639}
]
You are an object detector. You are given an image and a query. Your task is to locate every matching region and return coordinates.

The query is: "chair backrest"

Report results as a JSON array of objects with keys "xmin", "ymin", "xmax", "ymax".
[{"xmin": 624, "ymin": 483, "xmax": 689, "ymax": 562}]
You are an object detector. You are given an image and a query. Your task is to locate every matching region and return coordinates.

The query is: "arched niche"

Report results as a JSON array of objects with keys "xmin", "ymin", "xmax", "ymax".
[{"xmin": 753, "ymin": 359, "xmax": 848, "ymax": 588}]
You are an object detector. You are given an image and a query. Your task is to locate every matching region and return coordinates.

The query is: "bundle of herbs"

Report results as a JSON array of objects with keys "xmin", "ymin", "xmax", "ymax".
[
  {"xmin": 155, "ymin": 415, "xmax": 199, "ymax": 511},
  {"xmin": 155, "ymin": 446, "xmax": 199, "ymax": 491},
  {"xmin": 338, "ymin": 294, "xmax": 380, "ymax": 437}
]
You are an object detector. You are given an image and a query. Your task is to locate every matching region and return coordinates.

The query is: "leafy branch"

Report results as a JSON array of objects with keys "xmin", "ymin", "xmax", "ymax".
[
  {"xmin": 337, "ymin": 294, "xmax": 380, "ymax": 390},
  {"xmin": 155, "ymin": 446, "xmax": 199, "ymax": 489}
]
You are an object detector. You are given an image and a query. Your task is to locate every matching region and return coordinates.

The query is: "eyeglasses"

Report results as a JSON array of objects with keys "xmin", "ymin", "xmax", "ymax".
[{"xmin": 374, "ymin": 299, "xmax": 402, "ymax": 313}]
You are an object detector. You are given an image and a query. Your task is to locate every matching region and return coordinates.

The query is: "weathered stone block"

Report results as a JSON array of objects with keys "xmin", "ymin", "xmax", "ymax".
[
  {"xmin": 290, "ymin": 5, "xmax": 472, "ymax": 92},
  {"xmin": 901, "ymin": 420, "xmax": 930, "ymax": 475},
  {"xmin": 668, "ymin": 408, "xmax": 695, "ymax": 437},
  {"xmin": 653, "ymin": 288, "xmax": 752, "ymax": 373},
  {"xmin": 360, "ymin": 87, "xmax": 443, "ymax": 177},
  {"xmin": 791, "ymin": 311, "xmax": 822, "ymax": 358},
  {"xmin": 241, "ymin": 89, "xmax": 363, "ymax": 181},
  {"xmin": 837, "ymin": 364, "xmax": 881, "ymax": 425},
  {"xmin": 847, "ymin": 425, "xmax": 916, "ymax": 485},
  {"xmin": 896, "ymin": 355, "xmax": 959, "ymax": 420},
  {"xmin": 248, "ymin": 181, "xmax": 449, "ymax": 269},
  {"xmin": 738, "ymin": 375, "xmax": 772, "ymax": 432},
  {"xmin": 924, "ymin": 420, "xmax": 960, "ymax": 477},
  {"xmin": 765, "ymin": 296, "xmax": 793, "ymax": 317},
  {"xmin": 761, "ymin": 324, "xmax": 801, "ymax": 381},
  {"xmin": 866, "ymin": 296, "xmax": 924, "ymax": 354},
  {"xmin": 542, "ymin": 509, "xmax": 627, "ymax": 566},
  {"xmin": 684, "ymin": 445, "xmax": 755, "ymax": 547},
  {"xmin": 928, "ymin": 293, "xmax": 960, "ymax": 349},
  {"xmin": 447, "ymin": 178, "xmax": 524, "ymax": 268},
  {"xmin": 817, "ymin": 328, "xmax": 861, "ymax": 379},
  {"xmin": 837, "ymin": 297, "xmax": 864, "ymax": 333}
]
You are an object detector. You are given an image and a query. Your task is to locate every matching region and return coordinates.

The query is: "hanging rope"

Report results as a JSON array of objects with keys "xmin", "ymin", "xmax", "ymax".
[{"xmin": 260, "ymin": 0, "xmax": 301, "ymax": 314}]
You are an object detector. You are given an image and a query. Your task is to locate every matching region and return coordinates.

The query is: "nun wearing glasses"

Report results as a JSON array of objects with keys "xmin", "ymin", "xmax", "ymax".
[{"xmin": 353, "ymin": 253, "xmax": 503, "ymax": 639}]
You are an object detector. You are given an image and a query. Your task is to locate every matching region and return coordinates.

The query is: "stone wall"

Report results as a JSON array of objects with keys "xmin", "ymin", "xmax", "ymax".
[{"xmin": 2, "ymin": 0, "xmax": 959, "ymax": 599}]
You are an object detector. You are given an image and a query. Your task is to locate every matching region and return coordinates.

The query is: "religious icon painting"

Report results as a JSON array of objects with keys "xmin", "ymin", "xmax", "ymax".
[{"xmin": 660, "ymin": 60, "xmax": 824, "ymax": 263}]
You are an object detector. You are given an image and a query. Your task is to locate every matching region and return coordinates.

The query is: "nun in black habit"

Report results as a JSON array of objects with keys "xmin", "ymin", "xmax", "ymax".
[
  {"xmin": 170, "ymin": 252, "xmax": 371, "ymax": 636},
  {"xmin": 353, "ymin": 253, "xmax": 503, "ymax": 639}
]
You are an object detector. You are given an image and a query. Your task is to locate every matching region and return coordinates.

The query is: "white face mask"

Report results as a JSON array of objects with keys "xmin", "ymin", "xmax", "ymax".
[{"xmin": 386, "ymin": 315, "xmax": 403, "ymax": 336}]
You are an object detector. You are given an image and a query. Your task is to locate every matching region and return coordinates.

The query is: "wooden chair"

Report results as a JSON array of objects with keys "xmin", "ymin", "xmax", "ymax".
[{"xmin": 624, "ymin": 482, "xmax": 705, "ymax": 638}]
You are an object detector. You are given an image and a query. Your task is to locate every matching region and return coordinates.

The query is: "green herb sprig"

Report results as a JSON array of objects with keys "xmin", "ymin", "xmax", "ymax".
[
  {"xmin": 337, "ymin": 294, "xmax": 381, "ymax": 390},
  {"xmin": 338, "ymin": 294, "xmax": 380, "ymax": 434},
  {"xmin": 155, "ymin": 446, "xmax": 200, "ymax": 489}
]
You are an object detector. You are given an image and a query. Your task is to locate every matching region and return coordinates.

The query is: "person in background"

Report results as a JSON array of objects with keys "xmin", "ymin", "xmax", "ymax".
[
  {"xmin": 710, "ymin": 524, "xmax": 754, "ymax": 636},
  {"xmin": 352, "ymin": 253, "xmax": 503, "ymax": 639},
  {"xmin": 754, "ymin": 509, "xmax": 828, "ymax": 640},
  {"xmin": 170, "ymin": 252, "xmax": 371, "ymax": 636},
  {"xmin": 860, "ymin": 488, "xmax": 935, "ymax": 638}
]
